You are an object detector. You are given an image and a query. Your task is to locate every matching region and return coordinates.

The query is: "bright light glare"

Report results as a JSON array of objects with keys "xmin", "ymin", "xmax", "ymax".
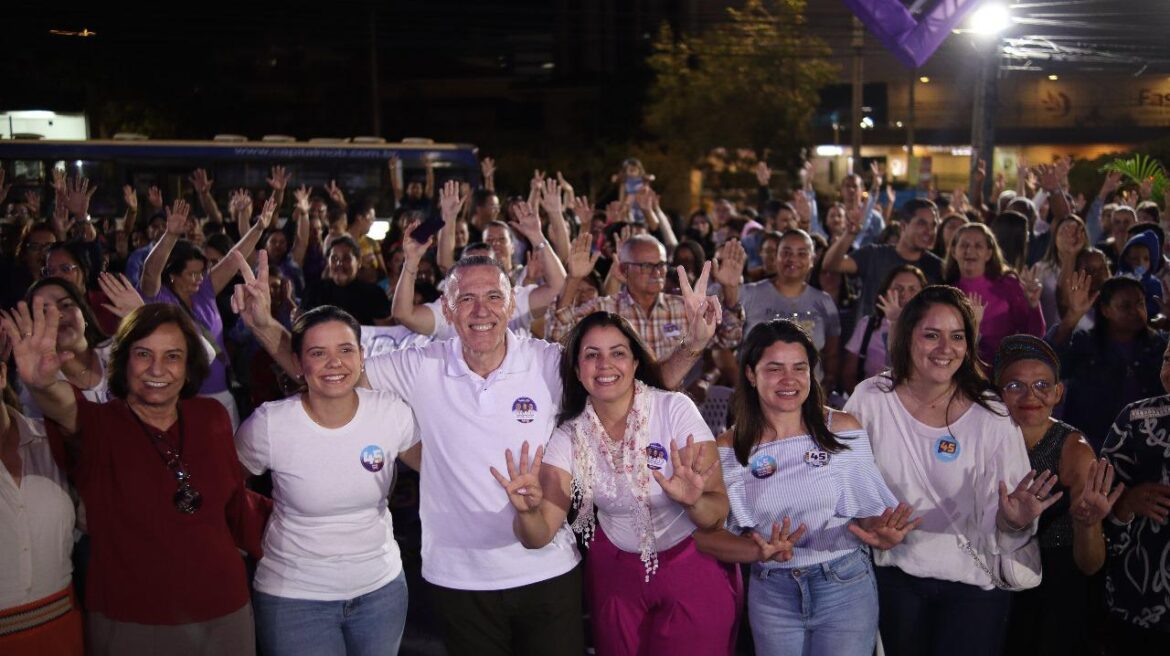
[
  {"xmin": 369, "ymin": 219, "xmax": 391, "ymax": 241},
  {"xmin": 968, "ymin": 3, "xmax": 1012, "ymax": 36},
  {"xmin": 815, "ymin": 145, "xmax": 844, "ymax": 157}
]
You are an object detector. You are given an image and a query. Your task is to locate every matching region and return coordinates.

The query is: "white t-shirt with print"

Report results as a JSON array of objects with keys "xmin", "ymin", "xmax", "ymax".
[
  {"xmin": 543, "ymin": 388, "xmax": 714, "ymax": 553},
  {"xmin": 235, "ymin": 387, "xmax": 419, "ymax": 601}
]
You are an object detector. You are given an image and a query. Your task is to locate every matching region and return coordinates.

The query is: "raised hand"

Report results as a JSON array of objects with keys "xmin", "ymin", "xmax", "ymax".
[
  {"xmin": 230, "ymin": 250, "xmax": 275, "ymax": 330},
  {"xmin": 1037, "ymin": 164, "xmax": 1061, "ymax": 192},
  {"xmin": 555, "ymin": 171, "xmax": 574, "ymax": 199},
  {"xmin": 401, "ymin": 220, "xmax": 432, "ymax": 263},
  {"xmin": 1020, "ymin": 264, "xmax": 1043, "ymax": 308},
  {"xmin": 165, "ymin": 199, "xmax": 191, "ymax": 237},
  {"xmin": 325, "ymin": 180, "xmax": 347, "ymax": 208},
  {"xmin": 679, "ymin": 261, "xmax": 723, "ymax": 352},
  {"xmin": 64, "ymin": 176, "xmax": 97, "ymax": 218},
  {"xmin": 755, "ymin": 160, "xmax": 771, "ymax": 187},
  {"xmin": 848, "ymin": 503, "xmax": 923, "ymax": 550},
  {"xmin": 509, "ymin": 199, "xmax": 544, "ymax": 245},
  {"xmin": 1, "ymin": 299, "xmax": 73, "ymax": 390},
  {"xmin": 147, "ymin": 185, "xmax": 164, "ymax": 211},
  {"xmin": 438, "ymin": 179, "xmax": 462, "ymax": 224},
  {"xmin": 480, "ymin": 156, "xmax": 496, "ymax": 181},
  {"xmin": 229, "ymin": 189, "xmax": 253, "ymax": 222},
  {"xmin": 24, "ymin": 190, "xmax": 42, "ymax": 217},
  {"xmin": 97, "ymin": 272, "xmax": 145, "ymax": 318},
  {"xmin": 530, "ymin": 169, "xmax": 546, "ymax": 193},
  {"xmin": 294, "ymin": 185, "xmax": 312, "ymax": 214},
  {"xmin": 975, "ymin": 158, "xmax": 987, "ymax": 184},
  {"xmin": 1100, "ymin": 170, "xmax": 1123, "ymax": 199},
  {"xmin": 489, "ymin": 441, "xmax": 545, "ymax": 514},
  {"xmin": 566, "ymin": 233, "xmax": 600, "ymax": 279},
  {"xmin": 257, "ymin": 196, "xmax": 277, "ymax": 229},
  {"xmin": 876, "ymin": 289, "xmax": 906, "ymax": 324},
  {"xmin": 267, "ymin": 165, "xmax": 291, "ymax": 191},
  {"xmin": 652, "ymin": 435, "xmax": 716, "ymax": 508},
  {"xmin": 540, "ymin": 178, "xmax": 563, "ymax": 218},
  {"xmin": 571, "ymin": 195, "xmax": 594, "ymax": 223},
  {"xmin": 1070, "ymin": 458, "xmax": 1124, "ymax": 526},
  {"xmin": 712, "ymin": 239, "xmax": 745, "ymax": 289},
  {"xmin": 51, "ymin": 168, "xmax": 67, "ymax": 196},
  {"xmin": 51, "ymin": 201, "xmax": 75, "ymax": 240},
  {"xmin": 750, "ymin": 517, "xmax": 806, "ymax": 563},
  {"xmin": 1062, "ymin": 269, "xmax": 1098, "ymax": 320},
  {"xmin": 122, "ymin": 184, "xmax": 138, "ymax": 211},
  {"xmin": 999, "ymin": 470, "xmax": 1063, "ymax": 530},
  {"xmin": 967, "ymin": 291, "xmax": 987, "ymax": 327},
  {"xmin": 792, "ymin": 191, "xmax": 813, "ymax": 228},
  {"xmin": 189, "ymin": 168, "xmax": 214, "ymax": 194}
]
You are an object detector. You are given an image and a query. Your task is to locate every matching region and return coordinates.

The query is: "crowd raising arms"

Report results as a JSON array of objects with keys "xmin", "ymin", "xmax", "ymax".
[{"xmin": 4, "ymin": 150, "xmax": 1170, "ymax": 655}]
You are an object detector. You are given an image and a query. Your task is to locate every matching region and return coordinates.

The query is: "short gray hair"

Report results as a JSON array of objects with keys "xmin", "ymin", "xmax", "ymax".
[
  {"xmin": 618, "ymin": 234, "xmax": 666, "ymax": 264},
  {"xmin": 444, "ymin": 255, "xmax": 512, "ymax": 311}
]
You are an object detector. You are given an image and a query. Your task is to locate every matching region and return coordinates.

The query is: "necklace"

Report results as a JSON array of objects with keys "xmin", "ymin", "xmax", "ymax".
[
  {"xmin": 126, "ymin": 402, "xmax": 202, "ymax": 514},
  {"xmin": 903, "ymin": 382, "xmax": 956, "ymax": 411}
]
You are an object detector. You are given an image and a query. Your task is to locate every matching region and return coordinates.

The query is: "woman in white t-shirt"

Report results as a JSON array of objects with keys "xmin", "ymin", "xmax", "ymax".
[
  {"xmin": 843, "ymin": 285, "xmax": 1063, "ymax": 655},
  {"xmin": 236, "ymin": 306, "xmax": 419, "ymax": 656},
  {"xmin": 491, "ymin": 311, "xmax": 739, "ymax": 656},
  {"xmin": 695, "ymin": 319, "xmax": 918, "ymax": 656}
]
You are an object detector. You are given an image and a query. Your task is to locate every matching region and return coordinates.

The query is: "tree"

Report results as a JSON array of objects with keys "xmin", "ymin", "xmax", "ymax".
[{"xmin": 644, "ymin": 0, "xmax": 837, "ymax": 176}]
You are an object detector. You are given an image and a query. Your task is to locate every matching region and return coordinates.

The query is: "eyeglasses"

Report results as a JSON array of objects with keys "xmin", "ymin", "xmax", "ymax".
[
  {"xmin": 1001, "ymin": 380, "xmax": 1056, "ymax": 397},
  {"xmin": 181, "ymin": 269, "xmax": 206, "ymax": 282},
  {"xmin": 41, "ymin": 263, "xmax": 80, "ymax": 278},
  {"xmin": 623, "ymin": 261, "xmax": 668, "ymax": 274}
]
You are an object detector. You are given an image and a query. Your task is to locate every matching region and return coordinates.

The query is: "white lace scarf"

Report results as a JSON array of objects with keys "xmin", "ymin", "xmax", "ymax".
[{"xmin": 567, "ymin": 380, "xmax": 659, "ymax": 580}]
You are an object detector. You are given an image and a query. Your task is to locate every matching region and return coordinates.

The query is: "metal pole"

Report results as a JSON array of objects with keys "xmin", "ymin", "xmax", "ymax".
[
  {"xmin": 970, "ymin": 39, "xmax": 999, "ymax": 200},
  {"xmin": 850, "ymin": 17, "xmax": 863, "ymax": 171},
  {"xmin": 907, "ymin": 70, "xmax": 916, "ymax": 185}
]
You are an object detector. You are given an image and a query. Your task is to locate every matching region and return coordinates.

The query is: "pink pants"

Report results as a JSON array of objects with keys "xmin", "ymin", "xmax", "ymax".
[{"xmin": 586, "ymin": 527, "xmax": 742, "ymax": 656}]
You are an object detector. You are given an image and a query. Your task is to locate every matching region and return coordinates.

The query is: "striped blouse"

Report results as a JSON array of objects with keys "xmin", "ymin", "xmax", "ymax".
[{"xmin": 720, "ymin": 424, "xmax": 897, "ymax": 570}]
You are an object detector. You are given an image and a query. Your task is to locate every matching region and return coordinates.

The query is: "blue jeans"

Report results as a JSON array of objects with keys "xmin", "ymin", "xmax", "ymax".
[
  {"xmin": 748, "ymin": 548, "xmax": 878, "ymax": 656},
  {"xmin": 253, "ymin": 573, "xmax": 408, "ymax": 656}
]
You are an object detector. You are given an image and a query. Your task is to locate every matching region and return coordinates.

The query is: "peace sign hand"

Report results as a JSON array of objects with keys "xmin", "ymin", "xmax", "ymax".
[
  {"xmin": 848, "ymin": 503, "xmax": 923, "ymax": 550},
  {"xmin": 751, "ymin": 518, "xmax": 806, "ymax": 563},
  {"xmin": 652, "ymin": 435, "xmax": 716, "ymax": 508},
  {"xmin": 489, "ymin": 441, "xmax": 545, "ymax": 514},
  {"xmin": 1070, "ymin": 458, "xmax": 1125, "ymax": 526},
  {"xmin": 230, "ymin": 250, "xmax": 275, "ymax": 331},
  {"xmin": 678, "ymin": 261, "xmax": 722, "ymax": 353}
]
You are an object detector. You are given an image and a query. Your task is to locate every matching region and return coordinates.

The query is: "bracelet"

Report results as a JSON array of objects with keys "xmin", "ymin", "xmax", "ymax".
[
  {"xmin": 678, "ymin": 336, "xmax": 705, "ymax": 359},
  {"xmin": 402, "ymin": 267, "xmax": 418, "ymax": 277},
  {"xmin": 1001, "ymin": 517, "xmax": 1029, "ymax": 533},
  {"xmin": 533, "ymin": 240, "xmax": 548, "ymax": 252}
]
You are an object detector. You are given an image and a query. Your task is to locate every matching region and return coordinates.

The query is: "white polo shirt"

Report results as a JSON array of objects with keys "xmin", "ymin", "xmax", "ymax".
[
  {"xmin": 366, "ymin": 329, "xmax": 581, "ymax": 591},
  {"xmin": 1, "ymin": 411, "xmax": 74, "ymax": 609},
  {"xmin": 423, "ymin": 284, "xmax": 536, "ymax": 340}
]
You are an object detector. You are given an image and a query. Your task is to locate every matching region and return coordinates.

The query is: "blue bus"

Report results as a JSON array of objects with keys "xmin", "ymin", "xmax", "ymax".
[{"xmin": 0, "ymin": 137, "xmax": 481, "ymax": 219}]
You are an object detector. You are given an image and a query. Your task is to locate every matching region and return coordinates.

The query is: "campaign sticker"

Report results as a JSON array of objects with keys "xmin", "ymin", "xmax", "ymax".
[
  {"xmin": 934, "ymin": 435, "xmax": 960, "ymax": 463},
  {"xmin": 360, "ymin": 445, "xmax": 386, "ymax": 472},
  {"xmin": 750, "ymin": 454, "xmax": 778, "ymax": 479},
  {"xmin": 512, "ymin": 397, "xmax": 537, "ymax": 424},
  {"xmin": 662, "ymin": 322, "xmax": 682, "ymax": 338},
  {"xmin": 646, "ymin": 443, "xmax": 668, "ymax": 470},
  {"xmin": 804, "ymin": 448, "xmax": 830, "ymax": 468}
]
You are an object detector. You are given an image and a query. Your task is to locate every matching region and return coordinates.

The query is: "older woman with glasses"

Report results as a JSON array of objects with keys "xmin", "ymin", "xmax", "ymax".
[
  {"xmin": 42, "ymin": 242, "xmax": 122, "ymax": 335},
  {"xmin": 139, "ymin": 199, "xmax": 272, "ymax": 428},
  {"xmin": 5, "ymin": 302, "xmax": 254, "ymax": 656},
  {"xmin": 994, "ymin": 335, "xmax": 1122, "ymax": 656}
]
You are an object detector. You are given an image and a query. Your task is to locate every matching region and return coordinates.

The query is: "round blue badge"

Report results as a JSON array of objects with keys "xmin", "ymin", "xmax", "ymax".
[
  {"xmin": 512, "ymin": 397, "xmax": 537, "ymax": 424},
  {"xmin": 360, "ymin": 445, "xmax": 386, "ymax": 472},
  {"xmin": 750, "ymin": 454, "xmax": 778, "ymax": 479},
  {"xmin": 934, "ymin": 435, "xmax": 960, "ymax": 463}
]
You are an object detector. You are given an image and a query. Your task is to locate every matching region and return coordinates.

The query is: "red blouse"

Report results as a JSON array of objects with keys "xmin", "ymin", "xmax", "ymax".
[{"xmin": 49, "ymin": 395, "xmax": 249, "ymax": 624}]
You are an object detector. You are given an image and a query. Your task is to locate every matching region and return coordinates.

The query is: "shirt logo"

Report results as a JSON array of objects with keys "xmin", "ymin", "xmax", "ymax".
[
  {"xmin": 512, "ymin": 397, "xmax": 537, "ymax": 423},
  {"xmin": 1130, "ymin": 405, "xmax": 1170, "ymax": 421},
  {"xmin": 934, "ymin": 435, "xmax": 960, "ymax": 463},
  {"xmin": 804, "ymin": 448, "xmax": 830, "ymax": 468},
  {"xmin": 750, "ymin": 454, "xmax": 778, "ymax": 479},
  {"xmin": 646, "ymin": 443, "xmax": 668, "ymax": 470},
  {"xmin": 360, "ymin": 445, "xmax": 386, "ymax": 472}
]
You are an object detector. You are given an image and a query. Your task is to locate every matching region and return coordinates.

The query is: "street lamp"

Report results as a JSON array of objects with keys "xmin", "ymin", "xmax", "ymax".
[{"xmin": 968, "ymin": 3, "xmax": 1012, "ymax": 37}]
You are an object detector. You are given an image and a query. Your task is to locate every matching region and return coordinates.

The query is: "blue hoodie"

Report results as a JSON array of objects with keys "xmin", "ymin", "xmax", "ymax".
[{"xmin": 1119, "ymin": 228, "xmax": 1164, "ymax": 317}]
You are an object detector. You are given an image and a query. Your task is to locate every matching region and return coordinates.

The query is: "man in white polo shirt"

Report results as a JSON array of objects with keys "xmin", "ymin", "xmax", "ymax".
[{"xmin": 233, "ymin": 251, "xmax": 722, "ymax": 656}]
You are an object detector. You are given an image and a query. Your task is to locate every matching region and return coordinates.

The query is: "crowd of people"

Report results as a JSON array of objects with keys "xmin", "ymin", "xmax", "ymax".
[{"xmin": 1, "ymin": 151, "xmax": 1169, "ymax": 656}]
